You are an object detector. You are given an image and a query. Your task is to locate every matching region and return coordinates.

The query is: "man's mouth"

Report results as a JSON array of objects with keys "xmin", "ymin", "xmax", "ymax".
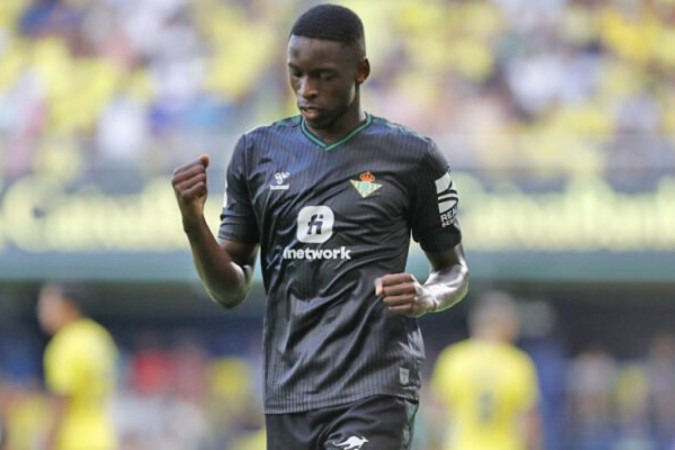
[{"xmin": 300, "ymin": 106, "xmax": 322, "ymax": 120}]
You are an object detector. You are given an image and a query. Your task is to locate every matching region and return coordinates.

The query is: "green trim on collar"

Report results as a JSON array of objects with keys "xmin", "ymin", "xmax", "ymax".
[{"xmin": 301, "ymin": 113, "xmax": 372, "ymax": 151}]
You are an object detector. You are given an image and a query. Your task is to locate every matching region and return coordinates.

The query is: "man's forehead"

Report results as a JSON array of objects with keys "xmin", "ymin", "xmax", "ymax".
[
  {"xmin": 287, "ymin": 35, "xmax": 355, "ymax": 60},
  {"xmin": 288, "ymin": 35, "xmax": 351, "ymax": 52}
]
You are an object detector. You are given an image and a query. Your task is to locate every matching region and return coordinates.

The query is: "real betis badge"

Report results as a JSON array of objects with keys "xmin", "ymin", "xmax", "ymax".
[{"xmin": 350, "ymin": 171, "xmax": 382, "ymax": 198}]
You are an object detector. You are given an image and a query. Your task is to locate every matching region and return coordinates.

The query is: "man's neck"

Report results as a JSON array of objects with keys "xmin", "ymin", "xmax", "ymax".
[{"xmin": 306, "ymin": 105, "xmax": 366, "ymax": 144}]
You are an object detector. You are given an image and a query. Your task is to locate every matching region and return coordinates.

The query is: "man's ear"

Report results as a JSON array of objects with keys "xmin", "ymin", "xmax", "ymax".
[{"xmin": 356, "ymin": 58, "xmax": 370, "ymax": 85}]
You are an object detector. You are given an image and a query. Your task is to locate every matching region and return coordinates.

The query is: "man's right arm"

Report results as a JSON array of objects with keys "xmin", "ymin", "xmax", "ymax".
[
  {"xmin": 172, "ymin": 155, "xmax": 258, "ymax": 309},
  {"xmin": 43, "ymin": 394, "xmax": 68, "ymax": 450}
]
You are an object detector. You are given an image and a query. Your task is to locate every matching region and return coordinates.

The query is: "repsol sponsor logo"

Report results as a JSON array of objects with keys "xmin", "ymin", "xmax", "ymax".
[
  {"xmin": 435, "ymin": 172, "xmax": 458, "ymax": 228},
  {"xmin": 283, "ymin": 246, "xmax": 352, "ymax": 260}
]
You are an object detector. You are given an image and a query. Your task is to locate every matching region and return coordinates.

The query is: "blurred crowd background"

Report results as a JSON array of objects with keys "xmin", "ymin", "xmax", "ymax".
[
  {"xmin": 1, "ymin": 0, "xmax": 674, "ymax": 185},
  {"xmin": 1, "ymin": 0, "xmax": 675, "ymax": 449}
]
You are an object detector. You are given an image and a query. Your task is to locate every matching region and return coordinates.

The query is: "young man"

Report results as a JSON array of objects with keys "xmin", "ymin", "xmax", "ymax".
[
  {"xmin": 430, "ymin": 291, "xmax": 541, "ymax": 450},
  {"xmin": 36, "ymin": 283, "xmax": 118, "ymax": 450},
  {"xmin": 172, "ymin": 4, "xmax": 469, "ymax": 449},
  {"xmin": 0, "ymin": 397, "xmax": 5, "ymax": 450}
]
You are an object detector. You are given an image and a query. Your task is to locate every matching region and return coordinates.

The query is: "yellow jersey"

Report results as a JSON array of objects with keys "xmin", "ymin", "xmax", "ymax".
[
  {"xmin": 44, "ymin": 318, "xmax": 118, "ymax": 450},
  {"xmin": 431, "ymin": 339, "xmax": 539, "ymax": 450}
]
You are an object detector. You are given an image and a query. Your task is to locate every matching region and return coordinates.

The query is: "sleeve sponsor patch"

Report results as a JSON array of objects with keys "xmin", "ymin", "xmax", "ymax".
[{"xmin": 435, "ymin": 172, "xmax": 458, "ymax": 228}]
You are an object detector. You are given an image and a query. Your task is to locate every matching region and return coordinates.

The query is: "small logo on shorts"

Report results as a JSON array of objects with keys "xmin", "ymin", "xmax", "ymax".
[{"xmin": 335, "ymin": 435, "xmax": 369, "ymax": 450}]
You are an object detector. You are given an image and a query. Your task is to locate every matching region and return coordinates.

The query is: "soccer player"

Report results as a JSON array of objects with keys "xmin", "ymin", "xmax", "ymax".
[
  {"xmin": 36, "ymin": 283, "xmax": 118, "ymax": 450},
  {"xmin": 430, "ymin": 291, "xmax": 541, "ymax": 450},
  {"xmin": 0, "ymin": 400, "xmax": 5, "ymax": 450},
  {"xmin": 171, "ymin": 4, "xmax": 469, "ymax": 449}
]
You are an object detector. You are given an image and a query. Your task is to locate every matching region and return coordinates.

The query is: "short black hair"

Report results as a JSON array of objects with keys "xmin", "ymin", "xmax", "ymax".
[
  {"xmin": 50, "ymin": 282, "xmax": 94, "ymax": 315},
  {"xmin": 290, "ymin": 4, "xmax": 365, "ymax": 50}
]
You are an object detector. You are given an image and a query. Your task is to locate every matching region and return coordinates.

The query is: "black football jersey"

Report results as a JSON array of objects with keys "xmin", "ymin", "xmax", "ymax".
[{"xmin": 219, "ymin": 113, "xmax": 461, "ymax": 413}]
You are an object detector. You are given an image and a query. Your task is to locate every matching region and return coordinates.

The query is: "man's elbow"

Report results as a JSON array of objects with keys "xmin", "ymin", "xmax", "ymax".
[
  {"xmin": 456, "ymin": 265, "xmax": 470, "ymax": 304},
  {"xmin": 206, "ymin": 287, "xmax": 249, "ymax": 310}
]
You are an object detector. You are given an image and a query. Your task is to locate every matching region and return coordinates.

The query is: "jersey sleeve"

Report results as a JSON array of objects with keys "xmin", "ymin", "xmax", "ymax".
[
  {"xmin": 410, "ymin": 140, "xmax": 462, "ymax": 252},
  {"xmin": 218, "ymin": 134, "xmax": 260, "ymax": 244},
  {"xmin": 44, "ymin": 334, "xmax": 82, "ymax": 396}
]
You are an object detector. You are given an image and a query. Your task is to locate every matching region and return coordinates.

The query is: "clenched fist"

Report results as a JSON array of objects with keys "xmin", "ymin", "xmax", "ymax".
[
  {"xmin": 172, "ymin": 154, "xmax": 210, "ymax": 231},
  {"xmin": 375, "ymin": 273, "xmax": 439, "ymax": 318}
]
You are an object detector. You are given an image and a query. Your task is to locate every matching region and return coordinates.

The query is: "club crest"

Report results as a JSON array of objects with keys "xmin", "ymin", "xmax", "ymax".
[{"xmin": 350, "ymin": 171, "xmax": 382, "ymax": 198}]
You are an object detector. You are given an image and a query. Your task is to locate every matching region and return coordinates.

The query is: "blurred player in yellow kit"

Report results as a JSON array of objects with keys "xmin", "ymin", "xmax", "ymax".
[
  {"xmin": 431, "ymin": 291, "xmax": 541, "ymax": 450},
  {"xmin": 37, "ymin": 283, "xmax": 118, "ymax": 450}
]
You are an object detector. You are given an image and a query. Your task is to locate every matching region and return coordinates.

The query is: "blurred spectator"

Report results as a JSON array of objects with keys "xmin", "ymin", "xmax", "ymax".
[
  {"xmin": 128, "ymin": 331, "xmax": 174, "ymax": 397},
  {"xmin": 613, "ymin": 362, "xmax": 651, "ymax": 448},
  {"xmin": 603, "ymin": 92, "xmax": 675, "ymax": 192},
  {"xmin": 520, "ymin": 300, "xmax": 568, "ymax": 450},
  {"xmin": 645, "ymin": 332, "xmax": 675, "ymax": 448},
  {"xmin": 19, "ymin": 0, "xmax": 82, "ymax": 39},
  {"xmin": 95, "ymin": 87, "xmax": 149, "ymax": 168},
  {"xmin": 206, "ymin": 356, "xmax": 264, "ymax": 448},
  {"xmin": 36, "ymin": 282, "xmax": 119, "ymax": 450},
  {"xmin": 0, "ymin": 378, "xmax": 6, "ymax": 450},
  {"xmin": 1, "ymin": 378, "xmax": 46, "ymax": 450},
  {"xmin": 430, "ymin": 291, "xmax": 541, "ymax": 450},
  {"xmin": 566, "ymin": 344, "xmax": 618, "ymax": 450}
]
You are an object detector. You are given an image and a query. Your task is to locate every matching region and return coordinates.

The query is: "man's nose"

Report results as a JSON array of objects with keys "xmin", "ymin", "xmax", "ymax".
[{"xmin": 299, "ymin": 77, "xmax": 318, "ymax": 99}]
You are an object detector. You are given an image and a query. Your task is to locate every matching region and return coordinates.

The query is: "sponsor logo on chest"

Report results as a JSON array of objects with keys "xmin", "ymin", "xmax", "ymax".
[{"xmin": 283, "ymin": 205, "xmax": 352, "ymax": 260}]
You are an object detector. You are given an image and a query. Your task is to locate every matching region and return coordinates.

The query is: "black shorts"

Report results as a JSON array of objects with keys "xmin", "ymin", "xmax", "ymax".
[{"xmin": 265, "ymin": 395, "xmax": 419, "ymax": 450}]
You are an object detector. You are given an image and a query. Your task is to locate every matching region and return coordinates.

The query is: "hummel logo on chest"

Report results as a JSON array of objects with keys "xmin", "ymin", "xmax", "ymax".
[
  {"xmin": 270, "ymin": 171, "xmax": 290, "ymax": 190},
  {"xmin": 350, "ymin": 171, "xmax": 382, "ymax": 198}
]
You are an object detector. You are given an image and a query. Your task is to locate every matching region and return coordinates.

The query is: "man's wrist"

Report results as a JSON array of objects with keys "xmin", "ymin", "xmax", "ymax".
[
  {"xmin": 183, "ymin": 215, "xmax": 206, "ymax": 235},
  {"xmin": 422, "ymin": 291, "xmax": 440, "ymax": 314},
  {"xmin": 423, "ymin": 284, "xmax": 450, "ymax": 313},
  {"xmin": 415, "ymin": 284, "xmax": 440, "ymax": 316},
  {"xmin": 428, "ymin": 295, "xmax": 440, "ymax": 313}
]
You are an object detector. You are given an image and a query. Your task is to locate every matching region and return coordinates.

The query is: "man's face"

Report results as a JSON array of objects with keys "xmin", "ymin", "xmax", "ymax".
[
  {"xmin": 36, "ymin": 286, "xmax": 68, "ymax": 335},
  {"xmin": 287, "ymin": 35, "xmax": 368, "ymax": 131}
]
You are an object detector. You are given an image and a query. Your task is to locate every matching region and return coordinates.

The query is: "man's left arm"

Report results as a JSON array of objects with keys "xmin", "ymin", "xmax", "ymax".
[{"xmin": 376, "ymin": 243, "xmax": 469, "ymax": 317}]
